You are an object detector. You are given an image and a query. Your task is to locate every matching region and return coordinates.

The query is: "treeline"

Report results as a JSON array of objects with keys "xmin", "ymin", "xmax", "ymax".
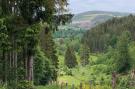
[
  {"xmin": 54, "ymin": 27, "xmax": 85, "ymax": 39},
  {"xmin": 83, "ymin": 15, "xmax": 135, "ymax": 52}
]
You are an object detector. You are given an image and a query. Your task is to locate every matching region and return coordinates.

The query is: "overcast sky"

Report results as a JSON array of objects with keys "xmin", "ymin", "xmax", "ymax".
[{"xmin": 69, "ymin": 0, "xmax": 135, "ymax": 14}]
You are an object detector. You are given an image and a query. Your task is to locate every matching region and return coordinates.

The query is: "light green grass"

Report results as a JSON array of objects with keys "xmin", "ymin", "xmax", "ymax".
[
  {"xmin": 36, "ymin": 85, "xmax": 59, "ymax": 89},
  {"xmin": 58, "ymin": 75, "xmax": 80, "ymax": 86}
]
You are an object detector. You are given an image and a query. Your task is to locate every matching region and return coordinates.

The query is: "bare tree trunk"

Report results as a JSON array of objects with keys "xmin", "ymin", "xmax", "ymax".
[
  {"xmin": 2, "ymin": 51, "xmax": 5, "ymax": 83},
  {"xmin": 27, "ymin": 55, "xmax": 34, "ymax": 81},
  {"xmin": 14, "ymin": 51, "xmax": 18, "ymax": 85},
  {"xmin": 9, "ymin": 52, "xmax": 12, "ymax": 69},
  {"xmin": 8, "ymin": 51, "xmax": 12, "ymax": 84},
  {"xmin": 4, "ymin": 52, "xmax": 7, "ymax": 84}
]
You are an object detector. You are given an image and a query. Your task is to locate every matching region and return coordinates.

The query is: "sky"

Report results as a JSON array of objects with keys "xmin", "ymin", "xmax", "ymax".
[{"xmin": 69, "ymin": 0, "xmax": 135, "ymax": 14}]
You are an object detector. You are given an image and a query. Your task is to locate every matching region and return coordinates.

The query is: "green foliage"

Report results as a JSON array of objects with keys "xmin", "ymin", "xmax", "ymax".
[
  {"xmin": 0, "ymin": 19, "xmax": 10, "ymax": 51},
  {"xmin": 59, "ymin": 65, "xmax": 72, "ymax": 76},
  {"xmin": 116, "ymin": 75, "xmax": 135, "ymax": 89},
  {"xmin": 0, "ymin": 0, "xmax": 70, "ymax": 88},
  {"xmin": 80, "ymin": 44, "xmax": 90, "ymax": 66},
  {"xmin": 83, "ymin": 15, "xmax": 135, "ymax": 52},
  {"xmin": 129, "ymin": 42, "xmax": 135, "ymax": 68},
  {"xmin": 64, "ymin": 46, "xmax": 78, "ymax": 68},
  {"xmin": 17, "ymin": 80, "xmax": 35, "ymax": 89},
  {"xmin": 53, "ymin": 27, "xmax": 85, "ymax": 39},
  {"xmin": 40, "ymin": 30, "xmax": 58, "ymax": 81},
  {"xmin": 34, "ymin": 47, "xmax": 52, "ymax": 85},
  {"xmin": 115, "ymin": 31, "xmax": 131, "ymax": 73},
  {"xmin": 36, "ymin": 85, "xmax": 59, "ymax": 89},
  {"xmin": 0, "ymin": 86, "xmax": 6, "ymax": 89}
]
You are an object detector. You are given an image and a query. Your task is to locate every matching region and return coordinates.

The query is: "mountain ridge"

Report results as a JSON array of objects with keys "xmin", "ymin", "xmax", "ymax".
[{"xmin": 72, "ymin": 11, "xmax": 133, "ymax": 29}]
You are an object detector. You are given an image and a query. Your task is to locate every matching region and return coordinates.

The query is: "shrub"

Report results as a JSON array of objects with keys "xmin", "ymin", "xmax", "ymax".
[
  {"xmin": 17, "ymin": 80, "xmax": 35, "ymax": 89},
  {"xmin": 117, "ymin": 75, "xmax": 130, "ymax": 89},
  {"xmin": 59, "ymin": 65, "xmax": 72, "ymax": 76}
]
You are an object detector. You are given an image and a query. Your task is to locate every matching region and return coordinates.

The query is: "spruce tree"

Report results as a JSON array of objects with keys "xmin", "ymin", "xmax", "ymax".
[
  {"xmin": 64, "ymin": 46, "xmax": 78, "ymax": 68},
  {"xmin": 40, "ymin": 27, "xmax": 58, "ymax": 81}
]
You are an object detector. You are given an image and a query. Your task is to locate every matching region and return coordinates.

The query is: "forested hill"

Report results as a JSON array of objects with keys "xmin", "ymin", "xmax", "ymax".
[
  {"xmin": 82, "ymin": 15, "xmax": 135, "ymax": 52},
  {"xmin": 72, "ymin": 11, "xmax": 131, "ymax": 29}
]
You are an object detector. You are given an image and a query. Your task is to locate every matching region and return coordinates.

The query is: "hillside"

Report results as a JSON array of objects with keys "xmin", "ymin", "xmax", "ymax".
[
  {"xmin": 72, "ymin": 11, "xmax": 131, "ymax": 29},
  {"xmin": 82, "ymin": 15, "xmax": 135, "ymax": 52},
  {"xmin": 53, "ymin": 14, "xmax": 135, "ymax": 89}
]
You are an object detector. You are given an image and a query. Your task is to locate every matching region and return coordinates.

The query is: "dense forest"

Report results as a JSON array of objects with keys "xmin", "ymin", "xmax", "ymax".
[
  {"xmin": 0, "ymin": 0, "xmax": 73, "ymax": 89},
  {"xmin": 83, "ymin": 15, "xmax": 135, "ymax": 52}
]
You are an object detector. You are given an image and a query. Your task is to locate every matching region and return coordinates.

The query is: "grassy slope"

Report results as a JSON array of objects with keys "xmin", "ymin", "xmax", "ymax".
[{"xmin": 58, "ymin": 55, "xmax": 101, "ymax": 86}]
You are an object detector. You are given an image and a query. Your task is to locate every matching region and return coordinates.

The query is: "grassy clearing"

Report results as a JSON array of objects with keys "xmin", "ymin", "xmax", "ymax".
[{"xmin": 58, "ymin": 54, "xmax": 112, "ymax": 88}]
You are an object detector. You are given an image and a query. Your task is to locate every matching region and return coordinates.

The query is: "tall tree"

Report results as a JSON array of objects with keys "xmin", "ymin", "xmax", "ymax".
[{"xmin": 40, "ymin": 26, "xmax": 58, "ymax": 81}]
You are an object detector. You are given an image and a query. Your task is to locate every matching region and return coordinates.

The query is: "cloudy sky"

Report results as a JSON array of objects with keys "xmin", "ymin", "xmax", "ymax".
[{"xmin": 69, "ymin": 0, "xmax": 135, "ymax": 14}]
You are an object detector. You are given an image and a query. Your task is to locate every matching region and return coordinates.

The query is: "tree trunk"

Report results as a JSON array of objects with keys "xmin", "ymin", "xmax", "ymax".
[
  {"xmin": 23, "ymin": 47, "xmax": 28, "ymax": 80},
  {"xmin": 27, "ymin": 55, "xmax": 34, "ymax": 81},
  {"xmin": 2, "ymin": 51, "xmax": 5, "ymax": 83},
  {"xmin": 14, "ymin": 51, "xmax": 17, "ymax": 84},
  {"xmin": 5, "ymin": 52, "xmax": 7, "ymax": 84}
]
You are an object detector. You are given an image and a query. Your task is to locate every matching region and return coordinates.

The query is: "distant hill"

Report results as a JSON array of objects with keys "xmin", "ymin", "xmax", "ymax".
[{"xmin": 72, "ymin": 11, "xmax": 131, "ymax": 29}]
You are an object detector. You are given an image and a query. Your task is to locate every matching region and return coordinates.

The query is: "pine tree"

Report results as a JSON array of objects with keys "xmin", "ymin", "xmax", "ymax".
[
  {"xmin": 40, "ymin": 26, "xmax": 58, "ymax": 81},
  {"xmin": 64, "ymin": 46, "xmax": 78, "ymax": 68}
]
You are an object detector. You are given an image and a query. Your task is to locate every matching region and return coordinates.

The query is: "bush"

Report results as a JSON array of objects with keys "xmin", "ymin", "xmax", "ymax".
[
  {"xmin": 59, "ymin": 65, "xmax": 72, "ymax": 76},
  {"xmin": 116, "ymin": 75, "xmax": 135, "ymax": 89},
  {"xmin": 17, "ymin": 80, "xmax": 35, "ymax": 89}
]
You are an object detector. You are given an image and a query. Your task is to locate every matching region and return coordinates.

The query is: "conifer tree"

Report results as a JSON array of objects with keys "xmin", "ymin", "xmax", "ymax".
[{"xmin": 64, "ymin": 46, "xmax": 78, "ymax": 68}]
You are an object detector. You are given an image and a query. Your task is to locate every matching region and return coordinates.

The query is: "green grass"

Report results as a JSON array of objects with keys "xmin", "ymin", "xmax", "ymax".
[
  {"xmin": 57, "ymin": 54, "xmax": 111, "ymax": 87},
  {"xmin": 36, "ymin": 85, "xmax": 59, "ymax": 89},
  {"xmin": 58, "ymin": 75, "xmax": 80, "ymax": 86}
]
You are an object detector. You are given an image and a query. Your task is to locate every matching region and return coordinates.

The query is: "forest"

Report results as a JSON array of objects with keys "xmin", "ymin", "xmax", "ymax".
[
  {"xmin": 0, "ymin": 0, "xmax": 135, "ymax": 89},
  {"xmin": 53, "ymin": 15, "xmax": 135, "ymax": 89}
]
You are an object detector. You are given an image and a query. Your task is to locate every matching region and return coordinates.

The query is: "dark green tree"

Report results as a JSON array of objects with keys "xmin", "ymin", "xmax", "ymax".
[
  {"xmin": 34, "ymin": 46, "xmax": 52, "ymax": 85},
  {"xmin": 116, "ymin": 31, "xmax": 131, "ymax": 73},
  {"xmin": 64, "ymin": 46, "xmax": 78, "ymax": 68},
  {"xmin": 40, "ymin": 27, "xmax": 58, "ymax": 81},
  {"xmin": 0, "ymin": 19, "xmax": 10, "ymax": 83}
]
